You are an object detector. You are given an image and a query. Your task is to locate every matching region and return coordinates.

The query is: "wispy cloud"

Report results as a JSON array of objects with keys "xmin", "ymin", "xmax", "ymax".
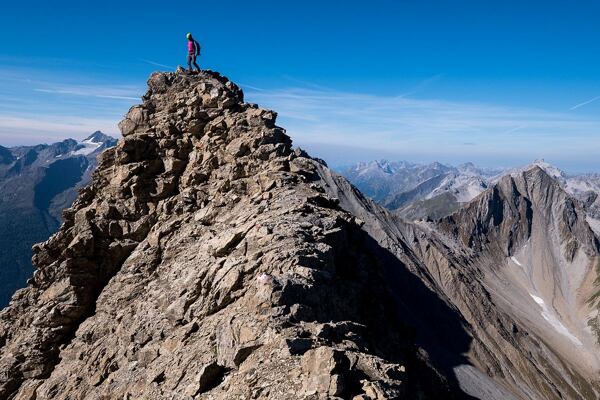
[
  {"xmin": 34, "ymin": 88, "xmax": 139, "ymax": 101},
  {"xmin": 0, "ymin": 65, "xmax": 143, "ymax": 101},
  {"xmin": 0, "ymin": 115, "xmax": 117, "ymax": 133},
  {"xmin": 501, "ymin": 125, "xmax": 527, "ymax": 134},
  {"xmin": 570, "ymin": 95, "xmax": 600, "ymax": 110},
  {"xmin": 400, "ymin": 73, "xmax": 445, "ymax": 97},
  {"xmin": 239, "ymin": 83, "xmax": 267, "ymax": 92},
  {"xmin": 245, "ymin": 86, "xmax": 600, "ymax": 166},
  {"xmin": 139, "ymin": 58, "xmax": 175, "ymax": 70},
  {"xmin": 1, "ymin": 60, "xmax": 599, "ymax": 170},
  {"xmin": 0, "ymin": 66, "xmax": 142, "ymax": 144},
  {"xmin": 33, "ymin": 82, "xmax": 141, "ymax": 101}
]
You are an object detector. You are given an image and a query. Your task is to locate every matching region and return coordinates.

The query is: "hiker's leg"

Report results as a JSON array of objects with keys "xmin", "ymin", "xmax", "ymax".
[
  {"xmin": 193, "ymin": 55, "xmax": 200, "ymax": 72},
  {"xmin": 187, "ymin": 55, "xmax": 192, "ymax": 71}
]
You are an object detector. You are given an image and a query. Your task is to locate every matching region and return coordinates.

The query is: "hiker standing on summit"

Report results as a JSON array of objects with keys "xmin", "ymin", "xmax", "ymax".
[{"xmin": 186, "ymin": 33, "xmax": 201, "ymax": 72}]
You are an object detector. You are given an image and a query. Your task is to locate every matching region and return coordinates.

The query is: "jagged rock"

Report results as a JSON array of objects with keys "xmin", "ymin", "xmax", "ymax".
[
  {"xmin": 301, "ymin": 347, "xmax": 347, "ymax": 396},
  {"xmin": 184, "ymin": 361, "xmax": 228, "ymax": 396}
]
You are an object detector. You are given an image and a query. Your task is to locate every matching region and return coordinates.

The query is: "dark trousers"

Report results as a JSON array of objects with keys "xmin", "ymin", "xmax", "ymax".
[{"xmin": 187, "ymin": 54, "xmax": 200, "ymax": 71}]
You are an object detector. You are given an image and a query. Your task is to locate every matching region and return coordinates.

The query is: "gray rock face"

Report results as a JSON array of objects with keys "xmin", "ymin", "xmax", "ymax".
[
  {"xmin": 440, "ymin": 166, "xmax": 599, "ymax": 260},
  {"xmin": 0, "ymin": 71, "xmax": 463, "ymax": 399}
]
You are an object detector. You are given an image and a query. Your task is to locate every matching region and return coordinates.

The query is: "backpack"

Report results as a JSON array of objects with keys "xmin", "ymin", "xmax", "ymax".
[{"xmin": 194, "ymin": 40, "xmax": 201, "ymax": 56}]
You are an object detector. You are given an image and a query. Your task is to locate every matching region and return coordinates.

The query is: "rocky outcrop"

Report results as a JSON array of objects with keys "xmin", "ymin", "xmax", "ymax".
[{"xmin": 0, "ymin": 71, "xmax": 466, "ymax": 399}]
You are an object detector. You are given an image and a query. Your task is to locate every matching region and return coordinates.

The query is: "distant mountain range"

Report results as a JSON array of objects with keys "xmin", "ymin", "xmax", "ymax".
[
  {"xmin": 338, "ymin": 159, "xmax": 600, "ymax": 226},
  {"xmin": 0, "ymin": 131, "xmax": 116, "ymax": 307}
]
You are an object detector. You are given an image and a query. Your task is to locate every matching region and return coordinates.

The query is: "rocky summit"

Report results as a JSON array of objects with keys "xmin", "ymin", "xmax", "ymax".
[
  {"xmin": 0, "ymin": 70, "xmax": 599, "ymax": 400},
  {"xmin": 0, "ymin": 71, "xmax": 455, "ymax": 399}
]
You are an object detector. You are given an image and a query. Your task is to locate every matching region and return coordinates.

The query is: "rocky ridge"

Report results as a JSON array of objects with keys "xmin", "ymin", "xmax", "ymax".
[
  {"xmin": 440, "ymin": 166, "xmax": 599, "ymax": 259},
  {"xmin": 0, "ymin": 71, "xmax": 462, "ymax": 399},
  {"xmin": 437, "ymin": 166, "xmax": 600, "ymax": 398}
]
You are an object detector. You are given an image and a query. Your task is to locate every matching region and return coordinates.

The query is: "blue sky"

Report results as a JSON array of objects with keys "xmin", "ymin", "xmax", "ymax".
[{"xmin": 1, "ymin": 0, "xmax": 600, "ymax": 172}]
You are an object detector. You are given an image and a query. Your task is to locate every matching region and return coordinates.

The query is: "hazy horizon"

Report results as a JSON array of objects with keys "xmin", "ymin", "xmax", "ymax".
[{"xmin": 2, "ymin": 130, "xmax": 596, "ymax": 175}]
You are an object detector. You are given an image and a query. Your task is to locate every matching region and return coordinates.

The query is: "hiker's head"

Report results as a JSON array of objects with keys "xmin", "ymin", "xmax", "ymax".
[{"xmin": 186, "ymin": 33, "xmax": 192, "ymax": 41}]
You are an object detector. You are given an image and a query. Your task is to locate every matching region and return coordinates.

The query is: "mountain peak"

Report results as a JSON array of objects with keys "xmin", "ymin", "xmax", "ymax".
[
  {"xmin": 84, "ymin": 131, "xmax": 115, "ymax": 144},
  {"xmin": 0, "ymin": 146, "xmax": 14, "ymax": 165},
  {"xmin": 443, "ymin": 163, "xmax": 598, "ymax": 258},
  {"xmin": 526, "ymin": 159, "xmax": 565, "ymax": 179}
]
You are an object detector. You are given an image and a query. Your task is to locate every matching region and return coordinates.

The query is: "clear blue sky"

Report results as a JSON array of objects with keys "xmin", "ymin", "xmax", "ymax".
[{"xmin": 1, "ymin": 0, "xmax": 600, "ymax": 172}]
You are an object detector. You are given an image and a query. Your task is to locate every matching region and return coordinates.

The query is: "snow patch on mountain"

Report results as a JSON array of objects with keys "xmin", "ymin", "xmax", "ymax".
[
  {"xmin": 532, "ymin": 159, "xmax": 565, "ymax": 180},
  {"xmin": 68, "ymin": 132, "xmax": 116, "ymax": 157},
  {"xmin": 529, "ymin": 293, "xmax": 583, "ymax": 346},
  {"xmin": 427, "ymin": 173, "xmax": 489, "ymax": 203},
  {"xmin": 510, "ymin": 256, "xmax": 523, "ymax": 267},
  {"xmin": 71, "ymin": 139, "xmax": 102, "ymax": 156}
]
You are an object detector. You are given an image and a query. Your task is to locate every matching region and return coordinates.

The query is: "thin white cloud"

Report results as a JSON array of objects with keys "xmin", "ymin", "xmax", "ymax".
[
  {"xmin": 0, "ymin": 66, "xmax": 142, "ymax": 102},
  {"xmin": 1, "ymin": 61, "xmax": 598, "ymax": 170},
  {"xmin": 0, "ymin": 66, "xmax": 140, "ymax": 145},
  {"xmin": 33, "ymin": 85, "xmax": 140, "ymax": 101},
  {"xmin": 245, "ymin": 86, "xmax": 600, "ymax": 163},
  {"xmin": 35, "ymin": 89, "xmax": 138, "ymax": 101},
  {"xmin": 139, "ymin": 58, "xmax": 175, "ymax": 70},
  {"xmin": 400, "ymin": 73, "xmax": 445, "ymax": 97},
  {"xmin": 239, "ymin": 83, "xmax": 267, "ymax": 92},
  {"xmin": 502, "ymin": 125, "xmax": 527, "ymax": 134},
  {"xmin": 570, "ymin": 95, "xmax": 600, "ymax": 110}
]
